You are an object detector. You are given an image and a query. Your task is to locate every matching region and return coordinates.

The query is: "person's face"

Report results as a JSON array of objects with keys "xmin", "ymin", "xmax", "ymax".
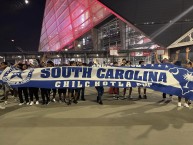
[
  {"xmin": 41, "ymin": 62, "xmax": 46, "ymax": 67},
  {"xmin": 186, "ymin": 63, "xmax": 192, "ymax": 69},
  {"xmin": 22, "ymin": 65, "xmax": 27, "ymax": 70},
  {"xmin": 114, "ymin": 63, "xmax": 118, "ymax": 66},
  {"xmin": 141, "ymin": 62, "xmax": 145, "ymax": 65},
  {"xmin": 79, "ymin": 62, "xmax": 82, "ymax": 66},
  {"xmin": 162, "ymin": 58, "xmax": 169, "ymax": 63},
  {"xmin": 122, "ymin": 60, "xmax": 126, "ymax": 64},
  {"xmin": 0, "ymin": 63, "xmax": 7, "ymax": 69},
  {"xmin": 47, "ymin": 63, "xmax": 53, "ymax": 67},
  {"xmin": 71, "ymin": 62, "xmax": 76, "ymax": 66}
]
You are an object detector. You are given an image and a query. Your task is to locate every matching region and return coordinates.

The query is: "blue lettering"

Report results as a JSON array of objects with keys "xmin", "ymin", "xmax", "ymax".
[
  {"xmin": 74, "ymin": 67, "xmax": 82, "ymax": 78},
  {"xmin": 115, "ymin": 69, "xmax": 124, "ymax": 79},
  {"xmin": 143, "ymin": 71, "xmax": 148, "ymax": 81},
  {"xmin": 41, "ymin": 68, "xmax": 50, "ymax": 78},
  {"xmin": 62, "ymin": 67, "xmax": 71, "ymax": 78},
  {"xmin": 105, "ymin": 69, "xmax": 114, "ymax": 79},
  {"xmin": 82, "ymin": 68, "xmax": 92, "ymax": 78},
  {"xmin": 134, "ymin": 71, "xmax": 142, "ymax": 81},
  {"xmin": 52, "ymin": 67, "xmax": 61, "ymax": 78},
  {"xmin": 125, "ymin": 70, "xmax": 134, "ymax": 80},
  {"xmin": 148, "ymin": 72, "xmax": 158, "ymax": 82},
  {"xmin": 97, "ymin": 68, "xmax": 106, "ymax": 78},
  {"xmin": 159, "ymin": 73, "xmax": 167, "ymax": 83}
]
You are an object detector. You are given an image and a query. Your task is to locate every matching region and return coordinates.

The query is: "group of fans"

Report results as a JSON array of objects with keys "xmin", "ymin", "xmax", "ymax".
[{"xmin": 0, "ymin": 48, "xmax": 192, "ymax": 109}]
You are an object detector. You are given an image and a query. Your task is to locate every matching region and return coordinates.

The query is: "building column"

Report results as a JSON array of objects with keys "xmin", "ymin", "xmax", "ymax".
[
  {"xmin": 118, "ymin": 19, "xmax": 126, "ymax": 50},
  {"xmin": 91, "ymin": 28, "xmax": 99, "ymax": 50}
]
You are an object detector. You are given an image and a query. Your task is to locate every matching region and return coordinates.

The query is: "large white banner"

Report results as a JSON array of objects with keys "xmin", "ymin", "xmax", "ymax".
[{"xmin": 0, "ymin": 64, "xmax": 193, "ymax": 99}]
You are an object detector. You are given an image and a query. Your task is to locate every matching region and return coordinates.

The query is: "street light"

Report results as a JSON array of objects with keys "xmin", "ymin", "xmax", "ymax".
[{"xmin": 25, "ymin": 0, "xmax": 29, "ymax": 4}]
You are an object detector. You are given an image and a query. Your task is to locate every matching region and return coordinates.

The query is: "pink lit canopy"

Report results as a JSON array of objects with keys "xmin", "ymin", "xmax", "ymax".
[{"xmin": 39, "ymin": 0, "xmax": 111, "ymax": 51}]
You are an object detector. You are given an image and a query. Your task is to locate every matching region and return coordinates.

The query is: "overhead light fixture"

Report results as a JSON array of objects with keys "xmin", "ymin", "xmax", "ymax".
[
  {"xmin": 77, "ymin": 44, "xmax": 81, "ymax": 48},
  {"xmin": 64, "ymin": 49, "xmax": 68, "ymax": 51},
  {"xmin": 25, "ymin": 0, "xmax": 29, "ymax": 4}
]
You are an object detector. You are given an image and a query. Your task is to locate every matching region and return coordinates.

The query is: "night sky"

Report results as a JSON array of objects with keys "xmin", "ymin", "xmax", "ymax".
[{"xmin": 0, "ymin": 0, "xmax": 46, "ymax": 52}]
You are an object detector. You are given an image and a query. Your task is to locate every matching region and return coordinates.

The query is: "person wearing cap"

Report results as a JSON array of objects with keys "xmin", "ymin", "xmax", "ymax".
[{"xmin": 155, "ymin": 50, "xmax": 180, "ymax": 102}]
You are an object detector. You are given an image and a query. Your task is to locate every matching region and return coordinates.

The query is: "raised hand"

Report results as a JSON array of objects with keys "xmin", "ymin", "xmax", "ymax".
[{"xmin": 186, "ymin": 47, "xmax": 191, "ymax": 53}]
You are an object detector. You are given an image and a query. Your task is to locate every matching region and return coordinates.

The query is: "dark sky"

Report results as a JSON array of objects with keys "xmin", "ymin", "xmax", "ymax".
[
  {"xmin": 99, "ymin": 0, "xmax": 193, "ymax": 47},
  {"xmin": 0, "ymin": 0, "xmax": 46, "ymax": 52}
]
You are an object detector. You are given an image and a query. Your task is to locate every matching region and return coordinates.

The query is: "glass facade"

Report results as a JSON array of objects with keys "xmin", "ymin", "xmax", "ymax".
[{"xmin": 39, "ymin": 0, "xmax": 111, "ymax": 51}]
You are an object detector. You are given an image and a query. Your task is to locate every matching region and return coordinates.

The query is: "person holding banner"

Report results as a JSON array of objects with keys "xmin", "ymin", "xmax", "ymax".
[
  {"xmin": 0, "ymin": 62, "xmax": 9, "ymax": 105},
  {"xmin": 0, "ymin": 83, "xmax": 5, "ymax": 109},
  {"xmin": 176, "ymin": 60, "xmax": 192, "ymax": 107},
  {"xmin": 67, "ymin": 61, "xmax": 79, "ymax": 105},
  {"xmin": 185, "ymin": 47, "xmax": 192, "ymax": 65},
  {"xmin": 185, "ymin": 47, "xmax": 193, "ymax": 105},
  {"xmin": 92, "ymin": 62, "xmax": 104, "ymax": 105},
  {"xmin": 77, "ymin": 62, "xmax": 86, "ymax": 101},
  {"xmin": 40, "ymin": 54, "xmax": 51, "ymax": 105},
  {"xmin": 95, "ymin": 86, "xmax": 104, "ymax": 105},
  {"xmin": 138, "ymin": 61, "xmax": 147, "ymax": 99},
  {"xmin": 28, "ymin": 60, "xmax": 40, "ymax": 106},
  {"xmin": 155, "ymin": 50, "xmax": 180, "ymax": 102},
  {"xmin": 109, "ymin": 62, "xmax": 120, "ymax": 100},
  {"xmin": 121, "ymin": 59, "xmax": 133, "ymax": 100},
  {"xmin": 46, "ymin": 60, "xmax": 57, "ymax": 103},
  {"xmin": 177, "ymin": 47, "xmax": 193, "ymax": 107},
  {"xmin": 0, "ymin": 64, "xmax": 6, "ymax": 109},
  {"xmin": 17, "ymin": 63, "xmax": 30, "ymax": 105}
]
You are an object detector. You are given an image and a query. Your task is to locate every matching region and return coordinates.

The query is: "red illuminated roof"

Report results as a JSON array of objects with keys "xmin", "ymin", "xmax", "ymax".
[{"xmin": 39, "ymin": 0, "xmax": 111, "ymax": 51}]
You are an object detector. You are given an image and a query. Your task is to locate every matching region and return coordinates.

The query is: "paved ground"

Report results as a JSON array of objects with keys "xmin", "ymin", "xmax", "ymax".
[{"xmin": 0, "ymin": 88, "xmax": 193, "ymax": 145}]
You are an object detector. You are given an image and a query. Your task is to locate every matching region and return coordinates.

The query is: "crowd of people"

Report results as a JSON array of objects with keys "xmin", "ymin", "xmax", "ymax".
[{"xmin": 0, "ymin": 48, "xmax": 192, "ymax": 109}]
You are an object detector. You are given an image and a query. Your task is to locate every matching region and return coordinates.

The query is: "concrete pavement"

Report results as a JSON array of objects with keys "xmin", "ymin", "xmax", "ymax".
[{"xmin": 0, "ymin": 88, "xmax": 193, "ymax": 145}]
